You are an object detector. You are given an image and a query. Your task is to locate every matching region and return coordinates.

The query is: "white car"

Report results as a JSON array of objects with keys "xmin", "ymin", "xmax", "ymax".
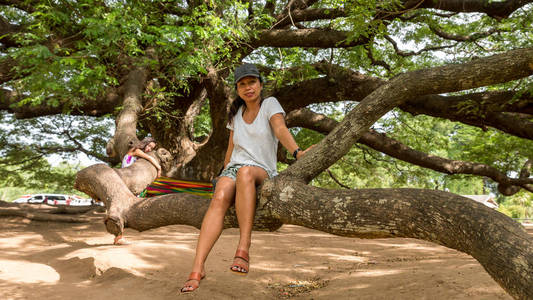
[
  {"xmin": 44, "ymin": 194, "xmax": 71, "ymax": 206},
  {"xmin": 13, "ymin": 195, "xmax": 32, "ymax": 203},
  {"xmin": 68, "ymin": 195, "xmax": 104, "ymax": 206},
  {"xmin": 26, "ymin": 194, "xmax": 70, "ymax": 205},
  {"xmin": 69, "ymin": 196, "xmax": 93, "ymax": 206},
  {"xmin": 27, "ymin": 194, "xmax": 46, "ymax": 204}
]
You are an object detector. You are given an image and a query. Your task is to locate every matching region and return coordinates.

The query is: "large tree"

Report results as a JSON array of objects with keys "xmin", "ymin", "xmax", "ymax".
[{"xmin": 1, "ymin": 0, "xmax": 533, "ymax": 298}]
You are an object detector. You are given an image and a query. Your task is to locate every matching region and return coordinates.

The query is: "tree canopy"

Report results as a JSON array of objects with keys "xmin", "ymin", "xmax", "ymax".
[
  {"xmin": 1, "ymin": 0, "xmax": 533, "ymax": 298},
  {"xmin": 1, "ymin": 0, "xmax": 532, "ymax": 194}
]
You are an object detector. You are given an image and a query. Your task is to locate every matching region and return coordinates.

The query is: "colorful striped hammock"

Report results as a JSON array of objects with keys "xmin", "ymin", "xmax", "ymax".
[{"xmin": 139, "ymin": 177, "xmax": 214, "ymax": 198}]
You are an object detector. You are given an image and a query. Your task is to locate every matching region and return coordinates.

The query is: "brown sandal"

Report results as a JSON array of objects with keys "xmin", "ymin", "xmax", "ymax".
[
  {"xmin": 230, "ymin": 249, "xmax": 249, "ymax": 274},
  {"xmin": 180, "ymin": 272, "xmax": 204, "ymax": 293}
]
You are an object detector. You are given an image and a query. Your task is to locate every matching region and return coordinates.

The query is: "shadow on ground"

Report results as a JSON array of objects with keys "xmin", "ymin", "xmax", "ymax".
[{"xmin": 0, "ymin": 214, "xmax": 523, "ymax": 299}]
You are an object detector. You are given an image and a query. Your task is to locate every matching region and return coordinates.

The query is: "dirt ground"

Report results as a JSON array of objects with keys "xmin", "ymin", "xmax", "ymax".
[{"xmin": 1, "ymin": 211, "xmax": 530, "ymax": 300}]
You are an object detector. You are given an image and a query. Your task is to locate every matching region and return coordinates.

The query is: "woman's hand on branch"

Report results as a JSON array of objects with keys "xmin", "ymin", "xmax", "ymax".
[{"xmin": 296, "ymin": 144, "xmax": 315, "ymax": 160}]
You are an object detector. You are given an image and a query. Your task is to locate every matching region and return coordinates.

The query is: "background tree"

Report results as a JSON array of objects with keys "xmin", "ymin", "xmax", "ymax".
[{"xmin": 1, "ymin": 0, "xmax": 533, "ymax": 298}]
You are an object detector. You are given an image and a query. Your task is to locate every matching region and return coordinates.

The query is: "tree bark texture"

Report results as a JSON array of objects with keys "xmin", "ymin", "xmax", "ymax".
[{"xmin": 106, "ymin": 67, "xmax": 149, "ymax": 160}]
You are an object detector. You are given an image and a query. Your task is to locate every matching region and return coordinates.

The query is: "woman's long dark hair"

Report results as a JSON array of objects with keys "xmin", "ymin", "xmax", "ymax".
[
  {"xmin": 129, "ymin": 137, "xmax": 156, "ymax": 152},
  {"xmin": 227, "ymin": 77, "xmax": 263, "ymax": 125},
  {"xmin": 228, "ymin": 96, "xmax": 245, "ymax": 126}
]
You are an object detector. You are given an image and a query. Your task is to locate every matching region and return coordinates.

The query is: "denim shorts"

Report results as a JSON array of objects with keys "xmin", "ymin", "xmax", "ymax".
[{"xmin": 219, "ymin": 164, "xmax": 275, "ymax": 180}]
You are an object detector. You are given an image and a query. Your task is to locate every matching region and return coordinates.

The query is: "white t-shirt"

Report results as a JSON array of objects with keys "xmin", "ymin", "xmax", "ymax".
[
  {"xmin": 226, "ymin": 97, "xmax": 285, "ymax": 176},
  {"xmin": 121, "ymin": 154, "xmax": 137, "ymax": 168}
]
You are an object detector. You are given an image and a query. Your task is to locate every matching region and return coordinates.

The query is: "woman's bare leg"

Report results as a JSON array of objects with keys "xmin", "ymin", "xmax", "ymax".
[
  {"xmin": 231, "ymin": 166, "xmax": 268, "ymax": 272},
  {"xmin": 182, "ymin": 177, "xmax": 236, "ymax": 291}
]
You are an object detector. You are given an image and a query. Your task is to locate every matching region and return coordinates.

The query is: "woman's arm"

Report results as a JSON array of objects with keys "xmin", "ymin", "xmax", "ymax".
[
  {"xmin": 270, "ymin": 113, "xmax": 312, "ymax": 160},
  {"xmin": 224, "ymin": 130, "xmax": 234, "ymax": 168},
  {"xmin": 132, "ymin": 148, "xmax": 162, "ymax": 177}
]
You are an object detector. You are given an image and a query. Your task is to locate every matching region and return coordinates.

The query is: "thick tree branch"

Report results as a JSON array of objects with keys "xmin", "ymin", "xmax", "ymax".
[
  {"xmin": 407, "ymin": 0, "xmax": 533, "ymax": 19},
  {"xmin": 204, "ymin": 67, "xmax": 232, "ymax": 144},
  {"xmin": 253, "ymin": 28, "xmax": 369, "ymax": 48},
  {"xmin": 282, "ymin": 47, "xmax": 533, "ymax": 182},
  {"xmin": 260, "ymin": 177, "xmax": 533, "ymax": 299},
  {"xmin": 179, "ymin": 67, "xmax": 232, "ymax": 181},
  {"xmin": 270, "ymin": 62, "xmax": 533, "ymax": 139},
  {"xmin": 0, "ymin": 0, "xmax": 37, "ymax": 13},
  {"xmin": 105, "ymin": 67, "xmax": 149, "ymax": 160},
  {"xmin": 400, "ymin": 93, "xmax": 533, "ymax": 140},
  {"xmin": 404, "ymin": 90, "xmax": 533, "ymax": 115},
  {"xmin": 272, "ymin": 62, "xmax": 532, "ymax": 114},
  {"xmin": 0, "ymin": 87, "xmax": 123, "ymax": 119},
  {"xmin": 270, "ymin": 68, "xmax": 384, "ymax": 112},
  {"xmin": 272, "ymin": 8, "xmax": 347, "ymax": 28}
]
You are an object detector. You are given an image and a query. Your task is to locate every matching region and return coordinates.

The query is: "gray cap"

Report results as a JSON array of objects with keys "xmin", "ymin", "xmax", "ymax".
[{"xmin": 234, "ymin": 63, "xmax": 261, "ymax": 84}]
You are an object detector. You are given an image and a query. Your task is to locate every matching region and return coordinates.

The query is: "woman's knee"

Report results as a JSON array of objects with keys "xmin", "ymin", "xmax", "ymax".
[
  {"xmin": 236, "ymin": 166, "xmax": 266, "ymax": 184},
  {"xmin": 209, "ymin": 194, "xmax": 232, "ymax": 211}
]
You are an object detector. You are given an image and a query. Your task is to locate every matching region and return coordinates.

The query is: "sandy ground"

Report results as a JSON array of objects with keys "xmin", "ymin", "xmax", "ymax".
[{"xmin": 1, "ymin": 211, "xmax": 530, "ymax": 300}]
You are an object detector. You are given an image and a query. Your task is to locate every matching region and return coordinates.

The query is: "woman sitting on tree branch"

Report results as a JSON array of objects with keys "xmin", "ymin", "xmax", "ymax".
[{"xmin": 181, "ymin": 63, "xmax": 312, "ymax": 292}]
